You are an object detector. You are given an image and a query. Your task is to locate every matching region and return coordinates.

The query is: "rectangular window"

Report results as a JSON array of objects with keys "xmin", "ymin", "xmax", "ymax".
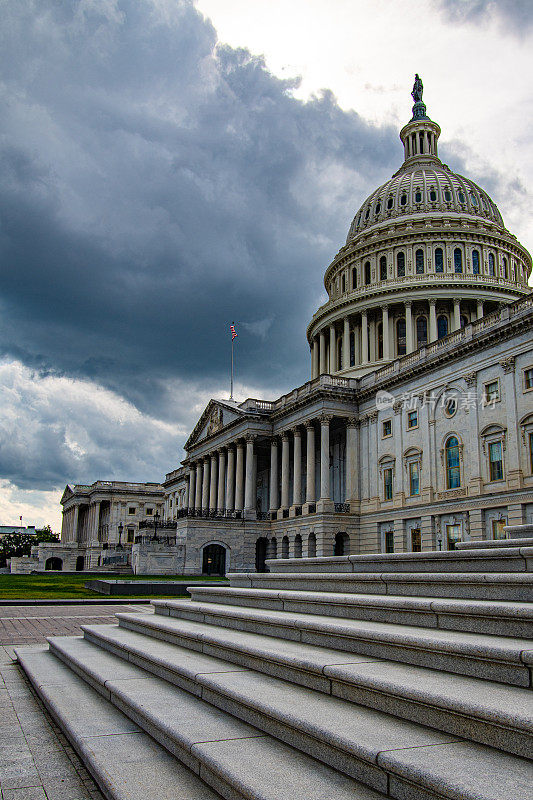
[
  {"xmin": 488, "ymin": 441, "xmax": 504, "ymax": 481},
  {"xmin": 383, "ymin": 468, "xmax": 393, "ymax": 501},
  {"xmin": 446, "ymin": 524, "xmax": 462, "ymax": 550},
  {"xmin": 382, "ymin": 419, "xmax": 392, "ymax": 438},
  {"xmin": 411, "ymin": 528, "xmax": 421, "ymax": 552},
  {"xmin": 407, "ymin": 410, "xmax": 418, "ymax": 429},
  {"xmin": 524, "ymin": 367, "xmax": 533, "ymax": 391},
  {"xmin": 385, "ymin": 530, "xmax": 394, "ymax": 553},
  {"xmin": 491, "ymin": 519, "xmax": 507, "ymax": 540},
  {"xmin": 146, "ymin": 507, "xmax": 153, "ymax": 515},
  {"xmin": 484, "ymin": 380, "xmax": 500, "ymax": 404},
  {"xmin": 409, "ymin": 462, "xmax": 420, "ymax": 496},
  {"xmin": 127, "ymin": 528, "xmax": 135, "ymax": 543},
  {"xmin": 128, "ymin": 507, "xmax": 136, "ymax": 515}
]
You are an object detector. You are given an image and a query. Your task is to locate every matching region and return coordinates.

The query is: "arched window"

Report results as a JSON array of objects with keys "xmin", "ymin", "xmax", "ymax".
[
  {"xmin": 364, "ymin": 261, "xmax": 371, "ymax": 285},
  {"xmin": 415, "ymin": 190, "xmax": 422, "ymax": 203},
  {"xmin": 460, "ymin": 315, "xmax": 469, "ymax": 329},
  {"xmin": 445, "ymin": 436, "xmax": 461, "ymax": 489},
  {"xmin": 375, "ymin": 201, "xmax": 381, "ymax": 214},
  {"xmin": 458, "ymin": 191, "xmax": 465, "ymax": 204},
  {"xmin": 415, "ymin": 249, "xmax": 424, "ymax": 274},
  {"xmin": 294, "ymin": 534, "xmax": 302, "ymax": 558},
  {"xmin": 502, "ymin": 257, "xmax": 508, "ymax": 279},
  {"xmin": 416, "ymin": 316, "xmax": 428, "ymax": 347},
  {"xmin": 349, "ymin": 330, "xmax": 355, "ymax": 367},
  {"xmin": 387, "ymin": 197, "xmax": 393, "ymax": 210},
  {"xmin": 397, "ymin": 318, "xmax": 406, "ymax": 356},
  {"xmin": 377, "ymin": 322, "xmax": 383, "ymax": 360},
  {"xmin": 270, "ymin": 537, "xmax": 277, "ymax": 560},
  {"xmin": 437, "ymin": 315, "xmax": 448, "ymax": 339},
  {"xmin": 365, "ymin": 206, "xmax": 370, "ymax": 219},
  {"xmin": 282, "ymin": 535, "xmax": 289, "ymax": 559},
  {"xmin": 397, "ymin": 251, "xmax": 405, "ymax": 277},
  {"xmin": 307, "ymin": 532, "xmax": 316, "ymax": 558},
  {"xmin": 488, "ymin": 253, "xmax": 495, "ymax": 276},
  {"xmin": 454, "ymin": 248, "xmax": 463, "ymax": 273},
  {"xmin": 379, "ymin": 255, "xmax": 387, "ymax": 281},
  {"xmin": 435, "ymin": 247, "xmax": 444, "ymax": 273},
  {"xmin": 342, "ymin": 274, "xmax": 346, "ymax": 293},
  {"xmin": 429, "ymin": 189, "xmax": 437, "ymax": 202},
  {"xmin": 352, "ymin": 267, "xmax": 357, "ymax": 288},
  {"xmin": 400, "ymin": 194, "xmax": 407, "ymax": 206},
  {"xmin": 472, "ymin": 249, "xmax": 480, "ymax": 275},
  {"xmin": 470, "ymin": 191, "xmax": 478, "ymax": 206},
  {"xmin": 444, "ymin": 190, "xmax": 452, "ymax": 202}
]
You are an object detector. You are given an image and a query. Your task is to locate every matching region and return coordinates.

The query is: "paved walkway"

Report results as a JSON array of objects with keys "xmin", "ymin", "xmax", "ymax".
[{"xmin": 0, "ymin": 603, "xmax": 153, "ymax": 799}]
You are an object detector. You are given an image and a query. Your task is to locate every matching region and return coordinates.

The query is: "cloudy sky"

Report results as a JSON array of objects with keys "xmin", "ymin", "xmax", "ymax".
[{"xmin": 1, "ymin": 0, "xmax": 532, "ymax": 531}]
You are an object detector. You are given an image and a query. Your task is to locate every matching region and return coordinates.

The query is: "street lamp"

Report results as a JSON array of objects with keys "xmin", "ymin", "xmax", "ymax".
[
  {"xmin": 436, "ymin": 531, "xmax": 443, "ymax": 551},
  {"xmin": 116, "ymin": 522, "xmax": 124, "ymax": 550},
  {"xmin": 151, "ymin": 511, "xmax": 160, "ymax": 542}
]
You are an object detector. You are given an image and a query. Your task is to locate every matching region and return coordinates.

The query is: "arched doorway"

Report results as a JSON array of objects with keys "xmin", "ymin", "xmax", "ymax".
[
  {"xmin": 281, "ymin": 536, "xmax": 289, "ymax": 559},
  {"xmin": 45, "ymin": 557, "xmax": 62, "ymax": 571},
  {"xmin": 255, "ymin": 538, "xmax": 268, "ymax": 572},
  {"xmin": 202, "ymin": 544, "xmax": 226, "ymax": 576},
  {"xmin": 334, "ymin": 532, "xmax": 350, "ymax": 556},
  {"xmin": 307, "ymin": 533, "xmax": 316, "ymax": 557},
  {"xmin": 76, "ymin": 555, "xmax": 85, "ymax": 571}
]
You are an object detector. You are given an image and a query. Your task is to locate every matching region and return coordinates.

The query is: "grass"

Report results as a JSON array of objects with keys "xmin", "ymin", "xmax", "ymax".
[{"xmin": 0, "ymin": 572, "xmax": 226, "ymax": 600}]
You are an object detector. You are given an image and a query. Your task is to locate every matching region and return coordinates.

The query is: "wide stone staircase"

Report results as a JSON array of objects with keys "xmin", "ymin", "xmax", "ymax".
[{"xmin": 16, "ymin": 543, "xmax": 533, "ymax": 800}]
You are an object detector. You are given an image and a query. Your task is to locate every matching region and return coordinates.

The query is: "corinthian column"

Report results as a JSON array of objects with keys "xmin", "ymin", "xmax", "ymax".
[
  {"xmin": 292, "ymin": 428, "xmax": 302, "ymax": 509},
  {"xmin": 226, "ymin": 446, "xmax": 235, "ymax": 512},
  {"xmin": 217, "ymin": 450, "xmax": 226, "ymax": 512},
  {"xmin": 361, "ymin": 311, "xmax": 368, "ymax": 364},
  {"xmin": 195, "ymin": 462, "xmax": 203, "ymax": 511},
  {"xmin": 382, "ymin": 305, "xmax": 390, "ymax": 361},
  {"xmin": 329, "ymin": 325, "xmax": 336, "ymax": 373},
  {"xmin": 318, "ymin": 415, "xmax": 333, "ymax": 512},
  {"xmin": 345, "ymin": 418, "xmax": 359, "ymax": 505},
  {"xmin": 319, "ymin": 331, "xmax": 326, "ymax": 375},
  {"xmin": 429, "ymin": 299, "xmax": 437, "ymax": 342},
  {"xmin": 280, "ymin": 433, "xmax": 290, "ymax": 511},
  {"xmin": 269, "ymin": 438, "xmax": 279, "ymax": 514},
  {"xmin": 202, "ymin": 457, "xmax": 210, "ymax": 511},
  {"xmin": 235, "ymin": 441, "xmax": 244, "ymax": 512},
  {"xmin": 188, "ymin": 467, "xmax": 196, "ymax": 513},
  {"xmin": 343, "ymin": 317, "xmax": 350, "ymax": 369},
  {"xmin": 244, "ymin": 435, "xmax": 255, "ymax": 516},
  {"xmin": 405, "ymin": 301, "xmax": 414, "ymax": 353},
  {"xmin": 453, "ymin": 298, "xmax": 461, "ymax": 331},
  {"xmin": 209, "ymin": 453, "xmax": 217, "ymax": 511},
  {"xmin": 305, "ymin": 421, "xmax": 316, "ymax": 508}
]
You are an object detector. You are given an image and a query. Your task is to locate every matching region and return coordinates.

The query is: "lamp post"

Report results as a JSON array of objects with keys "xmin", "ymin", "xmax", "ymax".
[
  {"xmin": 151, "ymin": 511, "xmax": 160, "ymax": 542},
  {"xmin": 436, "ymin": 529, "xmax": 443, "ymax": 551},
  {"xmin": 116, "ymin": 521, "xmax": 123, "ymax": 551}
]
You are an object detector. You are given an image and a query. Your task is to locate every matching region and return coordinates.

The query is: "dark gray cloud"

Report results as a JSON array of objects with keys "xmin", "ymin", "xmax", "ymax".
[{"xmin": 433, "ymin": 0, "xmax": 533, "ymax": 35}]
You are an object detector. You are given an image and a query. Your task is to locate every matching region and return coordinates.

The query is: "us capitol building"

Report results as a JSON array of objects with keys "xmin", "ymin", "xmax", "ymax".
[{"xmin": 37, "ymin": 78, "xmax": 533, "ymax": 575}]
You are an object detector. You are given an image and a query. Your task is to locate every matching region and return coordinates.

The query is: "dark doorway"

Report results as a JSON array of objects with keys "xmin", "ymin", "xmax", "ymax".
[
  {"xmin": 334, "ymin": 532, "xmax": 350, "ymax": 556},
  {"xmin": 255, "ymin": 538, "xmax": 268, "ymax": 572},
  {"xmin": 76, "ymin": 555, "xmax": 85, "ymax": 571},
  {"xmin": 202, "ymin": 544, "xmax": 226, "ymax": 576},
  {"xmin": 45, "ymin": 557, "xmax": 63, "ymax": 571}
]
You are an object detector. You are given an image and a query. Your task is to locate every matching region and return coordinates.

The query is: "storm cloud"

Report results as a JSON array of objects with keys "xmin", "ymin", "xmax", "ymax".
[{"xmin": 434, "ymin": 0, "xmax": 533, "ymax": 35}]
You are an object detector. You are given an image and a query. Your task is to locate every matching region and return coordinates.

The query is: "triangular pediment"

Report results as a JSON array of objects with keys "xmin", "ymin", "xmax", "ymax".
[
  {"xmin": 186, "ymin": 400, "xmax": 244, "ymax": 449},
  {"xmin": 60, "ymin": 485, "xmax": 75, "ymax": 505}
]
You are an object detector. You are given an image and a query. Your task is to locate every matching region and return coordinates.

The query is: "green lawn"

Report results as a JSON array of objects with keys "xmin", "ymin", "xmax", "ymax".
[{"xmin": 0, "ymin": 573, "xmax": 225, "ymax": 600}]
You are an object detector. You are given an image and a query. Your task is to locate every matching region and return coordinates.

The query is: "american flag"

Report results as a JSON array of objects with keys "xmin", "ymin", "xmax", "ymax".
[{"xmin": 230, "ymin": 324, "xmax": 238, "ymax": 341}]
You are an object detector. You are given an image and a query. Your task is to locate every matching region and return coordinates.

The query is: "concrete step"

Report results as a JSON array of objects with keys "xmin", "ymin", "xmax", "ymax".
[
  {"xmin": 185, "ymin": 585, "xmax": 533, "ymax": 638},
  {"xmin": 229, "ymin": 571, "xmax": 533, "ymax": 602},
  {"xmin": 457, "ymin": 538, "xmax": 533, "ymax": 549},
  {"xmin": 87, "ymin": 616, "xmax": 533, "ymax": 758},
  {"xmin": 266, "ymin": 547, "xmax": 533, "ymax": 574},
  {"xmin": 15, "ymin": 645, "xmax": 224, "ymax": 800},
  {"xmin": 35, "ymin": 635, "xmax": 388, "ymax": 800},
  {"xmin": 48, "ymin": 633, "xmax": 533, "ymax": 800},
  {"xmin": 151, "ymin": 599, "xmax": 533, "ymax": 686}
]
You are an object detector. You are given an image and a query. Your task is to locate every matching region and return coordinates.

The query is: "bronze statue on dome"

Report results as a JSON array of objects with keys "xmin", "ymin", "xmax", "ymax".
[{"xmin": 411, "ymin": 74, "xmax": 423, "ymax": 103}]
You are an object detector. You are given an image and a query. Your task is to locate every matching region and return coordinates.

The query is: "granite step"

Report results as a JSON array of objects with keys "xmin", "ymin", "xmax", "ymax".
[
  {"xmin": 15, "ymin": 645, "xmax": 224, "ymax": 800},
  {"xmin": 22, "ymin": 638, "xmax": 385, "ymax": 800},
  {"xmin": 85, "ymin": 618, "xmax": 533, "ymax": 758},
  {"xmin": 266, "ymin": 547, "xmax": 533, "ymax": 574},
  {"xmin": 185, "ymin": 585, "xmax": 533, "ymax": 638},
  {"xmin": 229, "ymin": 571, "xmax": 533, "ymax": 602},
  {"xmin": 151, "ymin": 599, "xmax": 533, "ymax": 686},
  {"xmin": 47, "ymin": 633, "xmax": 533, "ymax": 800}
]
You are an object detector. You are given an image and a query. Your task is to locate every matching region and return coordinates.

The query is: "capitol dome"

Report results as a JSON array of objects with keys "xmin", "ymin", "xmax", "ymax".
[{"xmin": 307, "ymin": 77, "xmax": 531, "ymax": 379}]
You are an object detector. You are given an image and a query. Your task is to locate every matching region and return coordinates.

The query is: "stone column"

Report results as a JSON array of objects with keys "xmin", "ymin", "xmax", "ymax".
[
  {"xmin": 195, "ymin": 462, "xmax": 203, "ymax": 510},
  {"xmin": 292, "ymin": 428, "xmax": 302, "ymax": 510},
  {"xmin": 476, "ymin": 299, "xmax": 484, "ymax": 320},
  {"xmin": 319, "ymin": 331, "xmax": 326, "ymax": 375},
  {"xmin": 405, "ymin": 301, "xmax": 414, "ymax": 353},
  {"xmin": 429, "ymin": 298, "xmax": 437, "ymax": 342},
  {"xmin": 269, "ymin": 438, "xmax": 279, "ymax": 514},
  {"xmin": 304, "ymin": 421, "xmax": 316, "ymax": 510},
  {"xmin": 280, "ymin": 433, "xmax": 290, "ymax": 512},
  {"xmin": 318, "ymin": 415, "xmax": 333, "ymax": 511},
  {"xmin": 209, "ymin": 453, "xmax": 218, "ymax": 511},
  {"xmin": 329, "ymin": 325, "xmax": 336, "ymax": 373},
  {"xmin": 188, "ymin": 467, "xmax": 196, "ymax": 512},
  {"xmin": 345, "ymin": 418, "xmax": 359, "ymax": 506},
  {"xmin": 452, "ymin": 298, "xmax": 461, "ymax": 331},
  {"xmin": 217, "ymin": 450, "xmax": 226, "ymax": 512},
  {"xmin": 202, "ymin": 457, "xmax": 210, "ymax": 511},
  {"xmin": 183, "ymin": 481, "xmax": 189, "ymax": 513},
  {"xmin": 361, "ymin": 311, "xmax": 368, "ymax": 364},
  {"xmin": 93, "ymin": 501, "xmax": 101, "ymax": 543},
  {"xmin": 72, "ymin": 505, "xmax": 79, "ymax": 543},
  {"xmin": 312, "ymin": 339, "xmax": 319, "ymax": 379},
  {"xmin": 501, "ymin": 356, "xmax": 522, "ymax": 489},
  {"xmin": 244, "ymin": 435, "xmax": 255, "ymax": 516},
  {"xmin": 382, "ymin": 305, "xmax": 390, "ymax": 361},
  {"xmin": 226, "ymin": 446, "xmax": 235, "ymax": 511},
  {"xmin": 235, "ymin": 441, "xmax": 244, "ymax": 512},
  {"xmin": 343, "ymin": 317, "xmax": 350, "ymax": 370}
]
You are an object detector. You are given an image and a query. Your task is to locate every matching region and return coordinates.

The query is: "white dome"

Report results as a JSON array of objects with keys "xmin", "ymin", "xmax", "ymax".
[{"xmin": 347, "ymin": 163, "xmax": 505, "ymax": 243}]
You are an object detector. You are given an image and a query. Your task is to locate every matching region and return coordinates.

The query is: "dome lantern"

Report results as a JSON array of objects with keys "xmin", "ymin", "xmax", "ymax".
[{"xmin": 399, "ymin": 74, "xmax": 441, "ymax": 164}]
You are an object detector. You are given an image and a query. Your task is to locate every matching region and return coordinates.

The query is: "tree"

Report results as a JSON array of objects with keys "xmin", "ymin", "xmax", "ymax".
[
  {"xmin": 0, "ymin": 532, "xmax": 36, "ymax": 566},
  {"xmin": 34, "ymin": 525, "xmax": 60, "ymax": 543}
]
